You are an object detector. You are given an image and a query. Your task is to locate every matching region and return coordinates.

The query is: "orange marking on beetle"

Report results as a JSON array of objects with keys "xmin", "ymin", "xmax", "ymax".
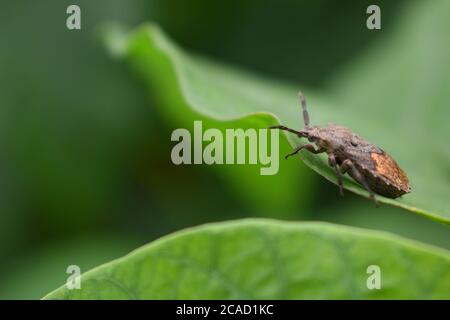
[{"xmin": 371, "ymin": 152, "xmax": 410, "ymax": 192}]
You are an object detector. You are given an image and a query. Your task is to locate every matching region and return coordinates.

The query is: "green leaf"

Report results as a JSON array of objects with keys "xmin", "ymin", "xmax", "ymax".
[
  {"xmin": 101, "ymin": 23, "xmax": 318, "ymax": 218},
  {"xmin": 102, "ymin": 10, "xmax": 450, "ymax": 223},
  {"xmin": 43, "ymin": 219, "xmax": 450, "ymax": 299}
]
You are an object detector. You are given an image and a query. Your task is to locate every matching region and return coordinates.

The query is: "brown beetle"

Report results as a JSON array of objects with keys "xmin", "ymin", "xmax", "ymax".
[{"xmin": 270, "ymin": 92, "xmax": 411, "ymax": 206}]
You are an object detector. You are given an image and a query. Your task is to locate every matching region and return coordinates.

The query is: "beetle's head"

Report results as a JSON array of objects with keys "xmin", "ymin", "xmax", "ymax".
[{"xmin": 299, "ymin": 126, "xmax": 321, "ymax": 143}]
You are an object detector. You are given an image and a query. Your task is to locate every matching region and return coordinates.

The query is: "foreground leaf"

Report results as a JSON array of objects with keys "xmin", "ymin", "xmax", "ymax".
[
  {"xmin": 44, "ymin": 219, "xmax": 450, "ymax": 299},
  {"xmin": 104, "ymin": 19, "xmax": 449, "ymax": 223}
]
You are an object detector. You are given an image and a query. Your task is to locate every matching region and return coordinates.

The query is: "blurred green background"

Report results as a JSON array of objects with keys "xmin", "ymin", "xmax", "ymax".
[{"xmin": 0, "ymin": 0, "xmax": 449, "ymax": 299}]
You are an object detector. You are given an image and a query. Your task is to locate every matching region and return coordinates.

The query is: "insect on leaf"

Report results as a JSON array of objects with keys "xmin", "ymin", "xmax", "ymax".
[{"xmin": 102, "ymin": 12, "xmax": 450, "ymax": 223}]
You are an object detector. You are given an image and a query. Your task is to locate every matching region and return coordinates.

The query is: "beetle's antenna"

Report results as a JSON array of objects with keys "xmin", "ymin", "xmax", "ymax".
[{"xmin": 298, "ymin": 92, "xmax": 310, "ymax": 128}]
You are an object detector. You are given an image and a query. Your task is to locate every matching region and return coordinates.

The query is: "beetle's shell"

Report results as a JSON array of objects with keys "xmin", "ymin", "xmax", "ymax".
[{"xmin": 317, "ymin": 124, "xmax": 411, "ymax": 198}]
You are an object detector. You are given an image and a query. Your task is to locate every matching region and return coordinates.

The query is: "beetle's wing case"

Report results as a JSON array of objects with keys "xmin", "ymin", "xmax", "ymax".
[{"xmin": 344, "ymin": 144, "xmax": 410, "ymax": 198}]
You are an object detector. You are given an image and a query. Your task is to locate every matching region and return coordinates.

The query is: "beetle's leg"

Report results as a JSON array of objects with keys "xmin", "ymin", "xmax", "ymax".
[
  {"xmin": 285, "ymin": 144, "xmax": 325, "ymax": 159},
  {"xmin": 269, "ymin": 125, "xmax": 303, "ymax": 137},
  {"xmin": 340, "ymin": 159, "xmax": 379, "ymax": 207},
  {"xmin": 328, "ymin": 153, "xmax": 344, "ymax": 196}
]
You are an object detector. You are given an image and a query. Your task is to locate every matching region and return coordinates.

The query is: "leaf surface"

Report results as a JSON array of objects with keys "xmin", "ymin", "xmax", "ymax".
[{"xmin": 44, "ymin": 219, "xmax": 450, "ymax": 299}]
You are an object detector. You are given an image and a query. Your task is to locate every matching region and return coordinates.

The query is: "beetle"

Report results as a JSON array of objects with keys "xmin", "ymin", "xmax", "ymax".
[{"xmin": 270, "ymin": 92, "xmax": 411, "ymax": 206}]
